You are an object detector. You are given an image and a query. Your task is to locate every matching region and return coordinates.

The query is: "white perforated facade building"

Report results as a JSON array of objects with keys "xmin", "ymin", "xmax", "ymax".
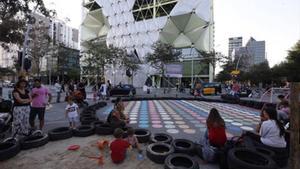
[{"xmin": 81, "ymin": 0, "xmax": 214, "ymax": 87}]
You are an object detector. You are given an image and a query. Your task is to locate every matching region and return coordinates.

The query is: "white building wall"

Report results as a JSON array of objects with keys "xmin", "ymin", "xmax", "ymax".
[{"xmin": 0, "ymin": 44, "xmax": 18, "ymax": 68}]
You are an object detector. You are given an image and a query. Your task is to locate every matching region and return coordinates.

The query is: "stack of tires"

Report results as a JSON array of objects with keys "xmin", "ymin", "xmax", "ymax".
[
  {"xmin": 146, "ymin": 133, "xmax": 199, "ymax": 169},
  {"xmin": 238, "ymin": 99, "xmax": 281, "ymax": 111},
  {"xmin": 221, "ymin": 94, "xmax": 240, "ymax": 104},
  {"xmin": 80, "ymin": 108, "xmax": 98, "ymax": 125},
  {"xmin": 80, "ymin": 101, "xmax": 107, "ymax": 126}
]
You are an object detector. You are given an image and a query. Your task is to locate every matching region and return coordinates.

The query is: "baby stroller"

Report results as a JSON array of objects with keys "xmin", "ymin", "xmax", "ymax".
[
  {"xmin": 72, "ymin": 90, "xmax": 89, "ymax": 108},
  {"xmin": 0, "ymin": 100, "xmax": 13, "ymax": 139}
]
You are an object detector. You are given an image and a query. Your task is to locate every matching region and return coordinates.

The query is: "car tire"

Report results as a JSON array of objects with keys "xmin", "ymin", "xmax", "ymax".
[
  {"xmin": 265, "ymin": 146, "xmax": 289, "ymax": 168},
  {"xmin": 134, "ymin": 129, "xmax": 151, "ymax": 143},
  {"xmin": 95, "ymin": 123, "xmax": 113, "ymax": 135},
  {"xmin": 91, "ymin": 121, "xmax": 105, "ymax": 127},
  {"xmin": 164, "ymin": 153, "xmax": 199, "ymax": 169},
  {"xmin": 255, "ymin": 147, "xmax": 275, "ymax": 158},
  {"xmin": 150, "ymin": 133, "xmax": 173, "ymax": 144},
  {"xmin": 21, "ymin": 134, "xmax": 49, "ymax": 150},
  {"xmin": 81, "ymin": 109, "xmax": 95, "ymax": 115},
  {"xmin": 172, "ymin": 139, "xmax": 195, "ymax": 155},
  {"xmin": 73, "ymin": 125, "xmax": 95, "ymax": 137},
  {"xmin": 0, "ymin": 141, "xmax": 20, "ymax": 161},
  {"xmin": 146, "ymin": 142, "xmax": 175, "ymax": 164},
  {"xmin": 227, "ymin": 147, "xmax": 277, "ymax": 169},
  {"xmin": 81, "ymin": 117, "xmax": 98, "ymax": 125},
  {"xmin": 48, "ymin": 127, "xmax": 73, "ymax": 141},
  {"xmin": 80, "ymin": 114, "xmax": 95, "ymax": 121}
]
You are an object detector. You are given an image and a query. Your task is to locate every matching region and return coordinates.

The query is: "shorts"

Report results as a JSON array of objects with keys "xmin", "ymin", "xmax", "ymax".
[
  {"xmin": 68, "ymin": 116, "xmax": 78, "ymax": 123},
  {"xmin": 30, "ymin": 107, "xmax": 46, "ymax": 121}
]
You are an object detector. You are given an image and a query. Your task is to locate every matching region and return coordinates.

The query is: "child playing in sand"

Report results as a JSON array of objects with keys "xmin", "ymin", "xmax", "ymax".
[
  {"xmin": 65, "ymin": 97, "xmax": 79, "ymax": 129},
  {"xmin": 110, "ymin": 128, "xmax": 130, "ymax": 164},
  {"xmin": 124, "ymin": 127, "xmax": 141, "ymax": 152}
]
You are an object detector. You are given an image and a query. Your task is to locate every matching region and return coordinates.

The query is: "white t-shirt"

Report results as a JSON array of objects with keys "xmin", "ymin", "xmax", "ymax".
[
  {"xmin": 260, "ymin": 120, "xmax": 286, "ymax": 148},
  {"xmin": 65, "ymin": 103, "xmax": 79, "ymax": 118},
  {"xmin": 54, "ymin": 83, "xmax": 62, "ymax": 93}
]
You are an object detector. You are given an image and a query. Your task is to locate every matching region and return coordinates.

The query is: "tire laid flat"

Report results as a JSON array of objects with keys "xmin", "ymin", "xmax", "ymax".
[
  {"xmin": 134, "ymin": 129, "xmax": 151, "ymax": 143},
  {"xmin": 227, "ymin": 147, "xmax": 277, "ymax": 169},
  {"xmin": 73, "ymin": 125, "xmax": 95, "ymax": 137},
  {"xmin": 95, "ymin": 123, "xmax": 113, "ymax": 135},
  {"xmin": 164, "ymin": 153, "xmax": 199, "ymax": 169},
  {"xmin": 21, "ymin": 134, "xmax": 49, "ymax": 150},
  {"xmin": 146, "ymin": 142, "xmax": 174, "ymax": 164},
  {"xmin": 0, "ymin": 141, "xmax": 21, "ymax": 161},
  {"xmin": 48, "ymin": 127, "xmax": 73, "ymax": 141}
]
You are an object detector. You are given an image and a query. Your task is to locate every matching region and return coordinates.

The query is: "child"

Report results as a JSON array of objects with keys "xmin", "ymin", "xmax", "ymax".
[
  {"xmin": 65, "ymin": 97, "xmax": 79, "ymax": 129},
  {"xmin": 110, "ymin": 128, "xmax": 130, "ymax": 164},
  {"xmin": 125, "ymin": 127, "xmax": 141, "ymax": 152}
]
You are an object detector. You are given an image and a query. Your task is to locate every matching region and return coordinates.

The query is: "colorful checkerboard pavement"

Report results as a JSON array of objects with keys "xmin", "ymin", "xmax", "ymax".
[{"xmin": 124, "ymin": 100, "xmax": 261, "ymax": 142}]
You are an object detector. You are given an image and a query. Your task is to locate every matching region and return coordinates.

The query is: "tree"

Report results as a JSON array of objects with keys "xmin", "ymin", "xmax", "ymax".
[
  {"xmin": 286, "ymin": 40, "xmax": 300, "ymax": 81},
  {"xmin": 120, "ymin": 53, "xmax": 141, "ymax": 84},
  {"xmin": 0, "ymin": 0, "xmax": 49, "ymax": 46},
  {"xmin": 289, "ymin": 83, "xmax": 300, "ymax": 169},
  {"xmin": 216, "ymin": 54, "xmax": 258, "ymax": 82},
  {"xmin": 82, "ymin": 40, "xmax": 123, "ymax": 82},
  {"xmin": 271, "ymin": 40, "xmax": 300, "ymax": 82},
  {"xmin": 28, "ymin": 17, "xmax": 52, "ymax": 76},
  {"xmin": 216, "ymin": 59, "xmax": 238, "ymax": 82},
  {"xmin": 0, "ymin": 67, "xmax": 15, "ymax": 76},
  {"xmin": 146, "ymin": 41, "xmax": 181, "ymax": 90},
  {"xmin": 247, "ymin": 61, "xmax": 272, "ymax": 85}
]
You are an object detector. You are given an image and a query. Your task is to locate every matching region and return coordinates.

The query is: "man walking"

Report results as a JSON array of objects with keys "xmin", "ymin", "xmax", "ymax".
[
  {"xmin": 30, "ymin": 79, "xmax": 52, "ymax": 130},
  {"xmin": 54, "ymin": 81, "xmax": 62, "ymax": 103}
]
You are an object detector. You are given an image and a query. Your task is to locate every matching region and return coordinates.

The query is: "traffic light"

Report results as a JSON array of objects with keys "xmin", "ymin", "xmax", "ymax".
[
  {"xmin": 24, "ymin": 58, "xmax": 31, "ymax": 72},
  {"xmin": 126, "ymin": 69, "xmax": 132, "ymax": 77},
  {"xmin": 18, "ymin": 51, "xmax": 23, "ymax": 68}
]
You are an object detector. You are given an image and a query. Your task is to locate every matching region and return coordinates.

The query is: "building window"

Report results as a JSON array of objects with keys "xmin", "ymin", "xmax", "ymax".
[{"xmin": 132, "ymin": 0, "xmax": 178, "ymax": 21}]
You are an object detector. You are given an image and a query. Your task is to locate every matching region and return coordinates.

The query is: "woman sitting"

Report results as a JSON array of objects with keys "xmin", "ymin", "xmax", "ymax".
[
  {"xmin": 244, "ymin": 107, "xmax": 286, "ymax": 149},
  {"xmin": 107, "ymin": 98, "xmax": 129, "ymax": 129},
  {"xmin": 198, "ymin": 108, "xmax": 227, "ymax": 162}
]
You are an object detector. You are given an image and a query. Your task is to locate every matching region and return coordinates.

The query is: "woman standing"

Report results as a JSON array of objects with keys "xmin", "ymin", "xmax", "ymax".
[{"xmin": 12, "ymin": 79, "xmax": 31, "ymax": 136}]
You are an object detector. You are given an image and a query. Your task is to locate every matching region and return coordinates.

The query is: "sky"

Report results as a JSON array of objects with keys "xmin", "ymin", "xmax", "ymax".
[{"xmin": 44, "ymin": 0, "xmax": 300, "ymax": 68}]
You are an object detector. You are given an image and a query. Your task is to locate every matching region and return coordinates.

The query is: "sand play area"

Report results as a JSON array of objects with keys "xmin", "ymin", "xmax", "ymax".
[{"xmin": 0, "ymin": 135, "xmax": 216, "ymax": 169}]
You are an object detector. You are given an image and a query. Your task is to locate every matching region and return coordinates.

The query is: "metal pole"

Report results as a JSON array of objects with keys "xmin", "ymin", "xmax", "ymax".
[
  {"xmin": 235, "ymin": 54, "xmax": 242, "ymax": 70},
  {"xmin": 191, "ymin": 47, "xmax": 194, "ymax": 88},
  {"xmin": 21, "ymin": 6, "xmax": 38, "ymax": 72},
  {"xmin": 21, "ymin": 24, "xmax": 32, "ymax": 71}
]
